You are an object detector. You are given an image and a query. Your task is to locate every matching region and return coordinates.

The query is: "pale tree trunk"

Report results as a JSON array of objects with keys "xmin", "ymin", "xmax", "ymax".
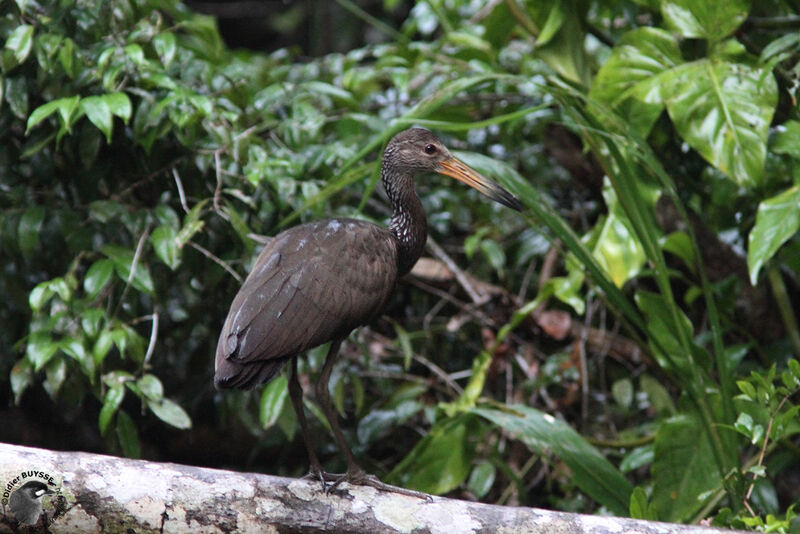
[{"xmin": 0, "ymin": 443, "xmax": 740, "ymax": 533}]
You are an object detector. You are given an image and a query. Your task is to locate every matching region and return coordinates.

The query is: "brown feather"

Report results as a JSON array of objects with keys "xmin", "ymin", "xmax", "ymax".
[{"xmin": 214, "ymin": 218, "xmax": 398, "ymax": 389}]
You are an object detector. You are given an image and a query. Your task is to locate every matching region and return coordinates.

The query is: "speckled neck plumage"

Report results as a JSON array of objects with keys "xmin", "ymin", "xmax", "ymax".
[{"xmin": 382, "ymin": 159, "xmax": 428, "ymax": 277}]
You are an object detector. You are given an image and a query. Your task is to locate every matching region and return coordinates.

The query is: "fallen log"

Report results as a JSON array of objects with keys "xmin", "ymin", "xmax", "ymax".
[{"xmin": 0, "ymin": 443, "xmax": 739, "ymax": 533}]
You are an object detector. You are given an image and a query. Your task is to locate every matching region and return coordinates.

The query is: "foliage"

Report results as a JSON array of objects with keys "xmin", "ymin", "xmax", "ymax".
[{"xmin": 2, "ymin": 0, "xmax": 800, "ymax": 528}]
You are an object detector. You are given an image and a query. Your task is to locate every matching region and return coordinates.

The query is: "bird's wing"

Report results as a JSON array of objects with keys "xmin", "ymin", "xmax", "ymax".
[{"xmin": 216, "ymin": 219, "xmax": 399, "ymax": 366}]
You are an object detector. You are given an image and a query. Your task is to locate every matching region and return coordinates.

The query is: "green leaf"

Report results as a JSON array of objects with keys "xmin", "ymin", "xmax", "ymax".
[
  {"xmin": 635, "ymin": 291, "xmax": 694, "ymax": 375},
  {"xmin": 99, "ymin": 385, "xmax": 125, "ymax": 435},
  {"xmin": 652, "ymin": 412, "xmax": 722, "ymax": 522},
  {"xmin": 620, "ymin": 445, "xmax": 654, "ymax": 474},
  {"xmin": 467, "ymin": 461, "xmax": 496, "ymax": 499},
  {"xmin": 105, "ymin": 92, "xmax": 131, "ymax": 123},
  {"xmin": 116, "ymin": 410, "xmax": 141, "ymax": 458},
  {"xmin": 630, "ymin": 486, "xmax": 659, "ymax": 520},
  {"xmin": 147, "ymin": 398, "xmax": 192, "ymax": 429},
  {"xmin": 641, "ymin": 374, "xmax": 676, "ymax": 415},
  {"xmin": 5, "ymin": 76, "xmax": 28, "ymax": 118},
  {"xmin": 612, "ymin": 378, "xmax": 634, "ymax": 409},
  {"xmin": 84, "ymin": 258, "xmax": 115, "ymax": 298},
  {"xmin": 747, "ymin": 185, "xmax": 800, "ymax": 284},
  {"xmin": 81, "ymin": 308, "xmax": 105, "ymax": 338},
  {"xmin": 17, "ymin": 206, "xmax": 45, "ymax": 257},
  {"xmin": 480, "ymin": 239, "xmax": 506, "ymax": 275},
  {"xmin": 43, "ymin": 357, "xmax": 67, "ymax": 398},
  {"xmin": 81, "ymin": 96, "xmax": 113, "ymax": 142},
  {"xmin": 10, "ymin": 358, "xmax": 33, "ymax": 405},
  {"xmin": 26, "ymin": 96, "xmax": 80, "ymax": 133},
  {"xmin": 473, "ymin": 404, "xmax": 632, "ymax": 515},
  {"xmin": 26, "ymin": 331, "xmax": 59, "ymax": 371},
  {"xmin": 593, "ymin": 210, "xmax": 646, "ymax": 288},
  {"xmin": 661, "ymin": 0, "xmax": 750, "ymax": 40},
  {"xmin": 589, "ymin": 27, "xmax": 681, "ymax": 137},
  {"xmin": 259, "ymin": 374, "xmax": 288, "ymax": 429},
  {"xmin": 137, "ymin": 374, "xmax": 164, "ymax": 401},
  {"xmin": 663, "ymin": 60, "xmax": 777, "ymax": 187},
  {"xmin": 387, "ymin": 415, "xmax": 476, "ymax": 494},
  {"xmin": 773, "ymin": 121, "xmax": 800, "ymax": 157},
  {"xmin": 153, "ymin": 32, "xmax": 176, "ymax": 67},
  {"xmin": 393, "ymin": 322, "xmax": 414, "ymax": 370},
  {"xmin": 151, "ymin": 225, "xmax": 180, "ymax": 270},
  {"xmin": 357, "ymin": 400, "xmax": 423, "ymax": 445},
  {"xmin": 102, "ymin": 244, "xmax": 154, "ymax": 295},
  {"xmin": 29, "ymin": 280, "xmax": 55, "ymax": 312},
  {"xmin": 6, "ymin": 24, "xmax": 34, "ymax": 64}
]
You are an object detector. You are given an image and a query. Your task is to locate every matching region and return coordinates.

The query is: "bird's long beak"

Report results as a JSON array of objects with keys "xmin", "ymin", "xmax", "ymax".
[{"xmin": 437, "ymin": 157, "xmax": 522, "ymax": 212}]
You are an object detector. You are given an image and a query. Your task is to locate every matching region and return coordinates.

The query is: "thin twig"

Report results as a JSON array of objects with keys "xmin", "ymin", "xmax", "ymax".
[
  {"xmin": 144, "ymin": 310, "xmax": 159, "ymax": 368},
  {"xmin": 426, "ymin": 236, "xmax": 484, "ymax": 304},
  {"xmin": 112, "ymin": 227, "xmax": 151, "ymax": 319},
  {"xmin": 172, "ymin": 168, "xmax": 190, "ymax": 214},
  {"xmin": 744, "ymin": 395, "xmax": 790, "ymax": 508},
  {"xmin": 188, "ymin": 241, "xmax": 243, "ymax": 283},
  {"xmin": 213, "ymin": 149, "xmax": 228, "ymax": 220}
]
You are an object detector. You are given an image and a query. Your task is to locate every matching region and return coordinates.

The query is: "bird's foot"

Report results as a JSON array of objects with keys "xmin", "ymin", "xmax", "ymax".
[
  {"xmin": 325, "ymin": 468, "xmax": 432, "ymax": 501},
  {"xmin": 301, "ymin": 468, "xmax": 344, "ymax": 490}
]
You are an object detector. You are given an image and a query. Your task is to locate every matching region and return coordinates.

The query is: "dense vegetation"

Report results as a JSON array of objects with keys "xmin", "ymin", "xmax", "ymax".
[{"xmin": 2, "ymin": 0, "xmax": 799, "ymax": 529}]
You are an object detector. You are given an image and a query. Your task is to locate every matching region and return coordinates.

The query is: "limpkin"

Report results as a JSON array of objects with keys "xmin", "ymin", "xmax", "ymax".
[{"xmin": 215, "ymin": 127, "xmax": 521, "ymax": 495}]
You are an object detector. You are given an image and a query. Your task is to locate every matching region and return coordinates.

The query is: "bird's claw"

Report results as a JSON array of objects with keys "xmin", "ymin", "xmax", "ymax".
[{"xmin": 319, "ymin": 469, "xmax": 431, "ymax": 501}]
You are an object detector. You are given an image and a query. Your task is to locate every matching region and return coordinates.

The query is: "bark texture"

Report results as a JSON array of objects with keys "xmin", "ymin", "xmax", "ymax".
[{"xmin": 0, "ymin": 443, "xmax": 742, "ymax": 533}]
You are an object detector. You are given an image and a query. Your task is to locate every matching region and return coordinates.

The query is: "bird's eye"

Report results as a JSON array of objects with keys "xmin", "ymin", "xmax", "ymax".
[{"xmin": 424, "ymin": 144, "xmax": 437, "ymax": 155}]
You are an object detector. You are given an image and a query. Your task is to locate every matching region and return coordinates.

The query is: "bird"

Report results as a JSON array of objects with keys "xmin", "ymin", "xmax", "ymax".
[
  {"xmin": 9, "ymin": 481, "xmax": 54, "ymax": 525},
  {"xmin": 214, "ymin": 127, "xmax": 521, "ymax": 495}
]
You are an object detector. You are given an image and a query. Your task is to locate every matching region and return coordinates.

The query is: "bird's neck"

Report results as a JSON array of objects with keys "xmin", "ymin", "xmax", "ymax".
[{"xmin": 383, "ymin": 165, "xmax": 427, "ymax": 276}]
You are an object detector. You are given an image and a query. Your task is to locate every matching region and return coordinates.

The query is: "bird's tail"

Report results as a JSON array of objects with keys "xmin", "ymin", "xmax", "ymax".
[{"xmin": 214, "ymin": 357, "xmax": 288, "ymax": 390}]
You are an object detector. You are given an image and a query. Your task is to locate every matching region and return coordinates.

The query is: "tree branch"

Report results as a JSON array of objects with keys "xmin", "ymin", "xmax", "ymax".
[{"xmin": 0, "ymin": 443, "xmax": 743, "ymax": 533}]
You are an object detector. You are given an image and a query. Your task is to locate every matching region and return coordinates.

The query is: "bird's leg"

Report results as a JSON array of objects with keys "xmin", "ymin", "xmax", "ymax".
[
  {"xmin": 316, "ymin": 340, "xmax": 430, "ymax": 500},
  {"xmin": 288, "ymin": 356, "xmax": 325, "ymax": 486},
  {"xmin": 315, "ymin": 340, "xmax": 360, "ymax": 470}
]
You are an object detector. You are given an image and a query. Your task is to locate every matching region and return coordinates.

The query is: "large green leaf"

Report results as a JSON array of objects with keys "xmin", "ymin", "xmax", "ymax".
[
  {"xmin": 473, "ymin": 404, "xmax": 632, "ymax": 515},
  {"xmin": 661, "ymin": 0, "xmax": 750, "ymax": 41},
  {"xmin": 590, "ymin": 27, "xmax": 681, "ymax": 136},
  {"xmin": 747, "ymin": 185, "xmax": 800, "ymax": 284},
  {"xmin": 663, "ymin": 59, "xmax": 777, "ymax": 187},
  {"xmin": 387, "ymin": 414, "xmax": 477, "ymax": 494},
  {"xmin": 652, "ymin": 412, "xmax": 721, "ymax": 522}
]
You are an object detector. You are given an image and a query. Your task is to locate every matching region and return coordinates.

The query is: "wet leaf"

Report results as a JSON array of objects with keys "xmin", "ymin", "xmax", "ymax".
[
  {"xmin": 661, "ymin": 0, "xmax": 750, "ymax": 40},
  {"xmin": 663, "ymin": 60, "xmax": 777, "ymax": 187}
]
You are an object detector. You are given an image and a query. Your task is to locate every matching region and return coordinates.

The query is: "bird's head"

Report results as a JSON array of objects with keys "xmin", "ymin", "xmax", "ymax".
[
  {"xmin": 17, "ymin": 481, "xmax": 54, "ymax": 500},
  {"xmin": 384, "ymin": 128, "xmax": 522, "ymax": 211}
]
